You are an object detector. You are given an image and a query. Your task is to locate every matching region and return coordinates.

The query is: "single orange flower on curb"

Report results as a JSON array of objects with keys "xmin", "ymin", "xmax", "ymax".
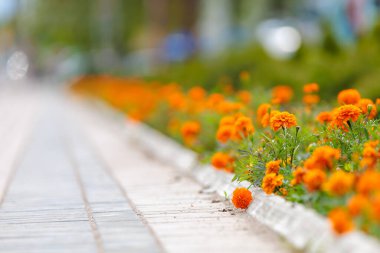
[{"xmin": 232, "ymin": 187, "xmax": 253, "ymax": 209}]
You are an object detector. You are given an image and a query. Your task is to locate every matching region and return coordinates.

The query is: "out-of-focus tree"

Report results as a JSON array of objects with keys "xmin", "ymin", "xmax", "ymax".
[
  {"xmin": 95, "ymin": 0, "xmax": 144, "ymax": 53},
  {"xmin": 30, "ymin": 0, "xmax": 93, "ymax": 50},
  {"xmin": 24, "ymin": 0, "xmax": 144, "ymax": 53}
]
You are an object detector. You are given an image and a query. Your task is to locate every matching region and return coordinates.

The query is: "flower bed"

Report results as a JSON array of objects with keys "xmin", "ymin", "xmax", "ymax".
[{"xmin": 71, "ymin": 75, "xmax": 380, "ymax": 251}]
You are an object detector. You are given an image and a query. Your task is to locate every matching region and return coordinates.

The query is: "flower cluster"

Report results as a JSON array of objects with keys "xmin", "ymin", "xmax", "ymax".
[{"xmin": 216, "ymin": 114, "xmax": 255, "ymax": 144}]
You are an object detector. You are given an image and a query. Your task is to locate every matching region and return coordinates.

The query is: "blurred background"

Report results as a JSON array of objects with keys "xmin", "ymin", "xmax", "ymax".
[{"xmin": 1, "ymin": 0, "xmax": 380, "ymax": 98}]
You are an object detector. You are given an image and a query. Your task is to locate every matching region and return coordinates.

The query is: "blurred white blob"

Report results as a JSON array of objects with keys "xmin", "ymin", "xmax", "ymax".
[
  {"xmin": 257, "ymin": 20, "xmax": 302, "ymax": 59},
  {"xmin": 270, "ymin": 27, "xmax": 301, "ymax": 53},
  {"xmin": 6, "ymin": 51, "xmax": 29, "ymax": 80}
]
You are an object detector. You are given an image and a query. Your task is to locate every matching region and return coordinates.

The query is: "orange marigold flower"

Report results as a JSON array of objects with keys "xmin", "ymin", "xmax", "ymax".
[
  {"xmin": 291, "ymin": 167, "xmax": 305, "ymax": 186},
  {"xmin": 357, "ymin": 98, "xmax": 377, "ymax": 119},
  {"xmin": 316, "ymin": 111, "xmax": 333, "ymax": 124},
  {"xmin": 270, "ymin": 111, "xmax": 297, "ymax": 131},
  {"xmin": 207, "ymin": 93, "xmax": 225, "ymax": 109},
  {"xmin": 304, "ymin": 146, "xmax": 340, "ymax": 170},
  {"xmin": 232, "ymin": 187, "xmax": 253, "ymax": 209},
  {"xmin": 337, "ymin": 89, "xmax": 361, "ymax": 105},
  {"xmin": 262, "ymin": 173, "xmax": 283, "ymax": 194},
  {"xmin": 348, "ymin": 194, "xmax": 369, "ymax": 216},
  {"xmin": 303, "ymin": 83, "xmax": 319, "ymax": 93},
  {"xmin": 376, "ymin": 98, "xmax": 380, "ymax": 105},
  {"xmin": 279, "ymin": 187, "xmax": 288, "ymax": 196},
  {"xmin": 328, "ymin": 208, "xmax": 354, "ymax": 234},
  {"xmin": 218, "ymin": 101, "xmax": 243, "ymax": 114},
  {"xmin": 181, "ymin": 121, "xmax": 200, "ymax": 145},
  {"xmin": 220, "ymin": 115, "xmax": 235, "ymax": 126},
  {"xmin": 271, "ymin": 85, "xmax": 293, "ymax": 104},
  {"xmin": 356, "ymin": 171, "xmax": 380, "ymax": 195},
  {"xmin": 234, "ymin": 116, "xmax": 255, "ymax": 139},
  {"xmin": 188, "ymin": 86, "xmax": 206, "ymax": 101},
  {"xmin": 216, "ymin": 125, "xmax": 234, "ymax": 144},
  {"xmin": 168, "ymin": 92, "xmax": 186, "ymax": 110},
  {"xmin": 211, "ymin": 152, "xmax": 234, "ymax": 172},
  {"xmin": 303, "ymin": 94, "xmax": 320, "ymax": 106},
  {"xmin": 323, "ymin": 170, "xmax": 354, "ymax": 196},
  {"xmin": 360, "ymin": 146, "xmax": 379, "ymax": 169},
  {"xmin": 370, "ymin": 193, "xmax": 380, "ymax": 221},
  {"xmin": 261, "ymin": 110, "xmax": 279, "ymax": 128},
  {"xmin": 332, "ymin": 105, "xmax": 361, "ymax": 130},
  {"xmin": 303, "ymin": 169, "xmax": 326, "ymax": 191},
  {"xmin": 265, "ymin": 160, "xmax": 281, "ymax": 174},
  {"xmin": 257, "ymin": 103, "xmax": 271, "ymax": 123},
  {"xmin": 237, "ymin": 90, "xmax": 251, "ymax": 104},
  {"xmin": 364, "ymin": 140, "xmax": 379, "ymax": 148}
]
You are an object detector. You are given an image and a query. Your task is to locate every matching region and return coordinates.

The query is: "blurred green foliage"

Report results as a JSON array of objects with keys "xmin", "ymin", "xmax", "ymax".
[
  {"xmin": 152, "ymin": 23, "xmax": 380, "ymax": 100},
  {"xmin": 30, "ymin": 0, "xmax": 143, "ymax": 53}
]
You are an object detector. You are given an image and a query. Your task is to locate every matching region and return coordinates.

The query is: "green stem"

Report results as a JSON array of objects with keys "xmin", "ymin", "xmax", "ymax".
[
  {"xmin": 283, "ymin": 127, "xmax": 288, "ymax": 166},
  {"xmin": 290, "ymin": 127, "xmax": 300, "ymax": 167}
]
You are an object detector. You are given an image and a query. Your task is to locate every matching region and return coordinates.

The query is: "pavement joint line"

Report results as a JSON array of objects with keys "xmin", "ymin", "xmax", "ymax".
[
  {"xmin": 69, "ymin": 112, "xmax": 166, "ymax": 253},
  {"xmin": 64, "ymin": 126, "xmax": 106, "ymax": 253},
  {"xmin": 0, "ymin": 105, "xmax": 40, "ymax": 208},
  {"xmin": 0, "ymin": 94, "xmax": 102, "ymax": 252}
]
